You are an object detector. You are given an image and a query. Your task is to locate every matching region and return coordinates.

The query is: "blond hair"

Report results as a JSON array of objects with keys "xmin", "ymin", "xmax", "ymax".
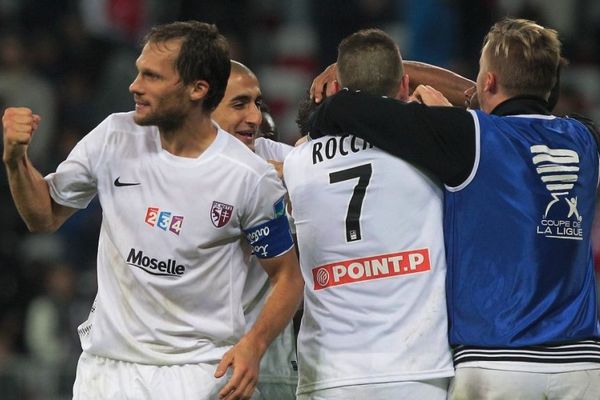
[{"xmin": 483, "ymin": 18, "xmax": 562, "ymax": 99}]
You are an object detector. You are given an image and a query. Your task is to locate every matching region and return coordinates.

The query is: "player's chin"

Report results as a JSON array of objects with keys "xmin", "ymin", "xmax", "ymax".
[{"xmin": 133, "ymin": 113, "xmax": 154, "ymax": 126}]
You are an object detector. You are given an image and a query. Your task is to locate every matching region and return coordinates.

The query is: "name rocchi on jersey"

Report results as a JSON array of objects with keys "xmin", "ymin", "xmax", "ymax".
[
  {"xmin": 126, "ymin": 248, "xmax": 186, "ymax": 277},
  {"xmin": 312, "ymin": 134, "xmax": 374, "ymax": 165},
  {"xmin": 312, "ymin": 248, "xmax": 431, "ymax": 290}
]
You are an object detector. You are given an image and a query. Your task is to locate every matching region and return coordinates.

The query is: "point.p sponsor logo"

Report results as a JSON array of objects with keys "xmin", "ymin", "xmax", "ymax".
[{"xmin": 312, "ymin": 248, "xmax": 431, "ymax": 290}]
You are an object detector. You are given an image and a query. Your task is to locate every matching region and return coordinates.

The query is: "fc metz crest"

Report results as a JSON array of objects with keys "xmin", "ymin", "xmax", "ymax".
[{"xmin": 211, "ymin": 201, "xmax": 234, "ymax": 228}]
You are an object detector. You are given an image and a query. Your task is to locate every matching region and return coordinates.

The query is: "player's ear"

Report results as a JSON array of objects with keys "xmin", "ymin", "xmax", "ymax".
[
  {"xmin": 190, "ymin": 80, "xmax": 209, "ymax": 101},
  {"xmin": 397, "ymin": 74, "xmax": 410, "ymax": 101},
  {"xmin": 484, "ymin": 72, "xmax": 497, "ymax": 94}
]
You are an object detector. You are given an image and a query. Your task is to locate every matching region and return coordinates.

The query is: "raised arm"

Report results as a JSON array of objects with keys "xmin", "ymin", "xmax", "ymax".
[
  {"xmin": 403, "ymin": 61, "xmax": 475, "ymax": 107},
  {"xmin": 3, "ymin": 107, "xmax": 77, "ymax": 232},
  {"xmin": 310, "ymin": 61, "xmax": 476, "ymax": 107},
  {"xmin": 309, "ymin": 89, "xmax": 476, "ymax": 186}
]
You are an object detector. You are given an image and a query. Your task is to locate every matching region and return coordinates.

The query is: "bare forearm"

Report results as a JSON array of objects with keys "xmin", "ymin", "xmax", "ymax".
[
  {"xmin": 404, "ymin": 60, "xmax": 475, "ymax": 106},
  {"xmin": 246, "ymin": 251, "xmax": 303, "ymax": 354},
  {"xmin": 5, "ymin": 156, "xmax": 61, "ymax": 232},
  {"xmin": 214, "ymin": 255, "xmax": 303, "ymax": 399}
]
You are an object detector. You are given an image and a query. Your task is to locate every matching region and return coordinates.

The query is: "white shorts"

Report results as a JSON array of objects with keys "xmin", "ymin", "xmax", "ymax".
[
  {"xmin": 450, "ymin": 367, "xmax": 600, "ymax": 400},
  {"xmin": 73, "ymin": 352, "xmax": 263, "ymax": 400},
  {"xmin": 256, "ymin": 381, "xmax": 297, "ymax": 400},
  {"xmin": 257, "ymin": 321, "xmax": 298, "ymax": 382},
  {"xmin": 296, "ymin": 378, "xmax": 449, "ymax": 400}
]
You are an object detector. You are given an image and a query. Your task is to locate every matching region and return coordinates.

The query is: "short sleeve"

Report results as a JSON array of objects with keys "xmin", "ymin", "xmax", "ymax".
[
  {"xmin": 241, "ymin": 168, "xmax": 294, "ymax": 258},
  {"xmin": 44, "ymin": 116, "xmax": 110, "ymax": 209}
]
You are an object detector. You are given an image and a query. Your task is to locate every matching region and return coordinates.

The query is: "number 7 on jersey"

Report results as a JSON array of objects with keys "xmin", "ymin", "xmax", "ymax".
[{"xmin": 329, "ymin": 163, "xmax": 372, "ymax": 242}]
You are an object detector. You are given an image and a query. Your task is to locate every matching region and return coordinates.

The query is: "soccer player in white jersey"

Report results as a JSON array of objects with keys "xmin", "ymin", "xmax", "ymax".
[
  {"xmin": 283, "ymin": 29, "xmax": 453, "ymax": 399},
  {"xmin": 2, "ymin": 21, "xmax": 303, "ymax": 400},
  {"xmin": 212, "ymin": 60, "xmax": 297, "ymax": 400}
]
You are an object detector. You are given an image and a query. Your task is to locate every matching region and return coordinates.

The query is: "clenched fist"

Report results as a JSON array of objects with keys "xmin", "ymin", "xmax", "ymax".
[{"xmin": 2, "ymin": 107, "xmax": 41, "ymax": 167}]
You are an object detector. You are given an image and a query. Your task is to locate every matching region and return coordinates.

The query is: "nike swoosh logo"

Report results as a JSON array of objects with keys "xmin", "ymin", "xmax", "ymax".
[{"xmin": 114, "ymin": 177, "xmax": 141, "ymax": 187}]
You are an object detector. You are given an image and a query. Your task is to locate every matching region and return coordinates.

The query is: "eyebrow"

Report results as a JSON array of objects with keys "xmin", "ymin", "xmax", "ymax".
[
  {"xmin": 231, "ymin": 94, "xmax": 262, "ymax": 103},
  {"xmin": 135, "ymin": 61, "xmax": 162, "ymax": 77}
]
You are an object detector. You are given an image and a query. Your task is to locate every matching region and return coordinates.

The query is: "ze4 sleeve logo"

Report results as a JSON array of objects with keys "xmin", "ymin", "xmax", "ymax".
[{"xmin": 145, "ymin": 207, "xmax": 184, "ymax": 235}]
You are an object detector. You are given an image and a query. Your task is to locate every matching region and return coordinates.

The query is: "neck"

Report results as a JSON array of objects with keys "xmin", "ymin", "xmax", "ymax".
[
  {"xmin": 159, "ymin": 111, "xmax": 216, "ymax": 158},
  {"xmin": 483, "ymin": 92, "xmax": 511, "ymax": 114}
]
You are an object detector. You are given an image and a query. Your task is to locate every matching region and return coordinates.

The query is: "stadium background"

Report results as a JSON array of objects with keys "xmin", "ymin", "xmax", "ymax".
[{"xmin": 0, "ymin": 1, "xmax": 599, "ymax": 398}]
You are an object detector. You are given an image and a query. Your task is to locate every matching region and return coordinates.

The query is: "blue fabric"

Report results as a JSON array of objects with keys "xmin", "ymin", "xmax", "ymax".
[
  {"xmin": 244, "ymin": 214, "xmax": 293, "ymax": 259},
  {"xmin": 445, "ymin": 111, "xmax": 600, "ymax": 347}
]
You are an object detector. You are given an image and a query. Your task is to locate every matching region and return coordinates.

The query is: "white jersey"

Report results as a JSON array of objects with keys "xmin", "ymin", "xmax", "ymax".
[
  {"xmin": 255, "ymin": 137, "xmax": 293, "ymax": 161},
  {"xmin": 243, "ymin": 136, "xmax": 298, "ymax": 385},
  {"xmin": 45, "ymin": 112, "xmax": 290, "ymax": 365},
  {"xmin": 254, "ymin": 137, "xmax": 297, "ymax": 236},
  {"xmin": 283, "ymin": 135, "xmax": 454, "ymax": 393}
]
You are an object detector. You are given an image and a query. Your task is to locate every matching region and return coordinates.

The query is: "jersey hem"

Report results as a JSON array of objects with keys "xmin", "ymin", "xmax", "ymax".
[
  {"xmin": 455, "ymin": 361, "xmax": 600, "ymax": 373},
  {"xmin": 296, "ymin": 368, "xmax": 454, "ymax": 394},
  {"xmin": 46, "ymin": 181, "xmax": 90, "ymax": 209}
]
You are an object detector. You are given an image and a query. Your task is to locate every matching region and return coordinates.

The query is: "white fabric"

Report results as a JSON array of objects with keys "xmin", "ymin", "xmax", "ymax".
[
  {"xmin": 256, "ymin": 381, "xmax": 297, "ymax": 400},
  {"xmin": 45, "ymin": 112, "xmax": 288, "ymax": 365},
  {"xmin": 72, "ymin": 351, "xmax": 264, "ymax": 400},
  {"xmin": 254, "ymin": 136, "xmax": 296, "ymax": 235},
  {"xmin": 449, "ymin": 367, "xmax": 600, "ymax": 400},
  {"xmin": 254, "ymin": 137, "xmax": 293, "ymax": 161},
  {"xmin": 284, "ymin": 135, "xmax": 453, "ymax": 394},
  {"xmin": 243, "ymin": 137, "xmax": 298, "ymax": 396},
  {"xmin": 242, "ymin": 258, "xmax": 298, "ymax": 389},
  {"xmin": 297, "ymin": 378, "xmax": 449, "ymax": 400},
  {"xmin": 456, "ymin": 359, "xmax": 600, "ymax": 373}
]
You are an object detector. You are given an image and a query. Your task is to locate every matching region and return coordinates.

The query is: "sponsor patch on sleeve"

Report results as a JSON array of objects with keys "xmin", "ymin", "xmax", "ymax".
[
  {"xmin": 273, "ymin": 196, "xmax": 286, "ymax": 218},
  {"xmin": 244, "ymin": 215, "xmax": 294, "ymax": 258}
]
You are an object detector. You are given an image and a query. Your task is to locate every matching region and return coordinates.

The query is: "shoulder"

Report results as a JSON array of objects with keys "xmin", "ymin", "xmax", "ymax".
[
  {"xmin": 102, "ymin": 112, "xmax": 152, "ymax": 134},
  {"xmin": 216, "ymin": 130, "xmax": 274, "ymax": 176},
  {"xmin": 90, "ymin": 111, "xmax": 152, "ymax": 137},
  {"xmin": 83, "ymin": 112, "xmax": 156, "ymax": 149},
  {"xmin": 567, "ymin": 114, "xmax": 600, "ymax": 150},
  {"xmin": 283, "ymin": 137, "xmax": 312, "ymax": 162},
  {"xmin": 255, "ymin": 137, "xmax": 293, "ymax": 161}
]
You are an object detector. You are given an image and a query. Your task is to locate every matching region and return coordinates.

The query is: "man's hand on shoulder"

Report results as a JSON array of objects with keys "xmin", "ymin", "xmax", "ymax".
[
  {"xmin": 409, "ymin": 85, "xmax": 453, "ymax": 107},
  {"xmin": 310, "ymin": 63, "xmax": 339, "ymax": 103}
]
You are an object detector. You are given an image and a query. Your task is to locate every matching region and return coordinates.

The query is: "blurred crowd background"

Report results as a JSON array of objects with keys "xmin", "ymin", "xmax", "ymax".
[{"xmin": 0, "ymin": 1, "xmax": 599, "ymax": 399}]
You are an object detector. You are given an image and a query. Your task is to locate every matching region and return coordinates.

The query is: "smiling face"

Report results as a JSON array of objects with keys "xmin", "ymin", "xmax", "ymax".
[
  {"xmin": 128, "ymin": 39, "xmax": 193, "ymax": 131},
  {"xmin": 211, "ymin": 69, "xmax": 263, "ymax": 151}
]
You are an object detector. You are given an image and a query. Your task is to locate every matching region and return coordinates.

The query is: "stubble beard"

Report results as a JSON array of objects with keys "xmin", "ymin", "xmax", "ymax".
[{"xmin": 134, "ymin": 108, "xmax": 186, "ymax": 133}]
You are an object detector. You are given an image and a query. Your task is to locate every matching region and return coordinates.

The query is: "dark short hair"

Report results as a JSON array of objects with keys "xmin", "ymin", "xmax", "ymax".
[
  {"xmin": 143, "ymin": 20, "xmax": 230, "ymax": 112},
  {"xmin": 337, "ymin": 28, "xmax": 402, "ymax": 97},
  {"xmin": 258, "ymin": 102, "xmax": 279, "ymax": 141},
  {"xmin": 295, "ymin": 92, "xmax": 318, "ymax": 136}
]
